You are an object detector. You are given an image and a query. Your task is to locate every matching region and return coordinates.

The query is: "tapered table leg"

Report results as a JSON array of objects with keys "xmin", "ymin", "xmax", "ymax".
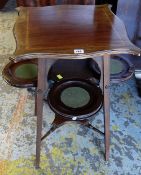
[
  {"xmin": 35, "ymin": 93, "xmax": 37, "ymax": 116},
  {"xmin": 103, "ymin": 54, "xmax": 110, "ymax": 161},
  {"xmin": 35, "ymin": 58, "xmax": 46, "ymax": 169}
]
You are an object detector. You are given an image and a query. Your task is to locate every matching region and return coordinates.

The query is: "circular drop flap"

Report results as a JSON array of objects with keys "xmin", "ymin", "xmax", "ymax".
[
  {"xmin": 110, "ymin": 56, "xmax": 134, "ymax": 83},
  {"xmin": 2, "ymin": 59, "xmax": 37, "ymax": 88},
  {"xmin": 47, "ymin": 78, "xmax": 103, "ymax": 120}
]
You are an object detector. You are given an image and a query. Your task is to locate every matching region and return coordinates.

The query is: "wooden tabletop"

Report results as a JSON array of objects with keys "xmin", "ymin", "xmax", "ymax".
[{"xmin": 13, "ymin": 5, "xmax": 141, "ymax": 59}]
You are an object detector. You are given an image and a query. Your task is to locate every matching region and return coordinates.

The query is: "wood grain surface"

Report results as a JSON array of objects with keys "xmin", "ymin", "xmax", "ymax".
[{"xmin": 13, "ymin": 5, "xmax": 141, "ymax": 59}]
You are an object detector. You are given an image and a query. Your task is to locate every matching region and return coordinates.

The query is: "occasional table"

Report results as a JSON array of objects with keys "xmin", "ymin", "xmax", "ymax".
[{"xmin": 12, "ymin": 5, "xmax": 141, "ymax": 168}]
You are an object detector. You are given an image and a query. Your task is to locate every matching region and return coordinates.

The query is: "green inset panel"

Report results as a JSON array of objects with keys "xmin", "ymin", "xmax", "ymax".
[
  {"xmin": 61, "ymin": 87, "xmax": 90, "ymax": 108},
  {"xmin": 110, "ymin": 59, "xmax": 124, "ymax": 74},
  {"xmin": 15, "ymin": 64, "xmax": 37, "ymax": 79}
]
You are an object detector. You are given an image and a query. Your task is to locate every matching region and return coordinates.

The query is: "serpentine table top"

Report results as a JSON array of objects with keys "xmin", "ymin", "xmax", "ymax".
[{"xmin": 12, "ymin": 4, "xmax": 141, "ymax": 60}]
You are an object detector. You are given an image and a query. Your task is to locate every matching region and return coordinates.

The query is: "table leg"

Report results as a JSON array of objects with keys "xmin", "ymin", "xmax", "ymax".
[
  {"xmin": 35, "ymin": 93, "xmax": 37, "ymax": 116},
  {"xmin": 103, "ymin": 54, "xmax": 110, "ymax": 161},
  {"xmin": 35, "ymin": 58, "xmax": 46, "ymax": 169}
]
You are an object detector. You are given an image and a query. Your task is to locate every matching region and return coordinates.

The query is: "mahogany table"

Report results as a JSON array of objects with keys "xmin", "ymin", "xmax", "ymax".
[{"xmin": 12, "ymin": 5, "xmax": 141, "ymax": 168}]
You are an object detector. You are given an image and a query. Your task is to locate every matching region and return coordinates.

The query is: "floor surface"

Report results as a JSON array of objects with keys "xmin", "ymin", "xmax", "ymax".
[{"xmin": 0, "ymin": 1, "xmax": 141, "ymax": 175}]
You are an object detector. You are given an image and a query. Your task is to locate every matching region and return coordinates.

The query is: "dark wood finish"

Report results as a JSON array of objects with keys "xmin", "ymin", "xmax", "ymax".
[
  {"xmin": 14, "ymin": 5, "xmax": 140, "ymax": 57},
  {"xmin": 12, "ymin": 5, "xmax": 141, "ymax": 168},
  {"xmin": 41, "ymin": 114, "xmax": 104, "ymax": 141},
  {"xmin": 2, "ymin": 59, "xmax": 37, "ymax": 88},
  {"xmin": 110, "ymin": 55, "xmax": 134, "ymax": 83},
  {"xmin": 47, "ymin": 78, "xmax": 103, "ymax": 119},
  {"xmin": 35, "ymin": 58, "xmax": 46, "ymax": 169},
  {"xmin": 103, "ymin": 54, "xmax": 110, "ymax": 160}
]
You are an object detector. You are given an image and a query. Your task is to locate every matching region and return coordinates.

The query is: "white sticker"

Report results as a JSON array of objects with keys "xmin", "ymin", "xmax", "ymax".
[
  {"xmin": 72, "ymin": 117, "xmax": 77, "ymax": 121},
  {"xmin": 74, "ymin": 49, "xmax": 84, "ymax": 54}
]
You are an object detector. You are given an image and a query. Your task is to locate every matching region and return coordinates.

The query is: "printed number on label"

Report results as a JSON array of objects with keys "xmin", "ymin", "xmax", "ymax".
[{"xmin": 74, "ymin": 49, "xmax": 84, "ymax": 54}]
